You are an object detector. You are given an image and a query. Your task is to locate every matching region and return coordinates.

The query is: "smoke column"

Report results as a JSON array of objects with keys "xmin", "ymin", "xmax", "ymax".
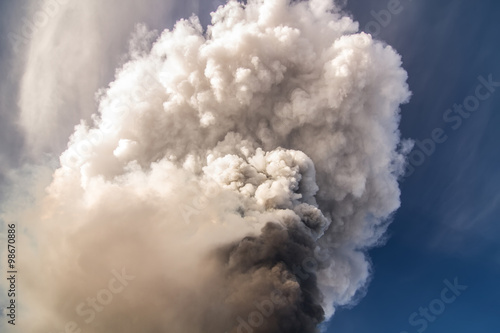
[{"xmin": 3, "ymin": 0, "xmax": 411, "ymax": 332}]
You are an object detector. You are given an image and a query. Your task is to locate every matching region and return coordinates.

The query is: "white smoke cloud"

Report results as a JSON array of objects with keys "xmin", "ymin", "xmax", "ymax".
[{"xmin": 2, "ymin": 0, "xmax": 411, "ymax": 332}]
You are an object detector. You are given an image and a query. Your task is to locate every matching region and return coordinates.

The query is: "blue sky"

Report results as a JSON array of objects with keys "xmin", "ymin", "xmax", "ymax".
[
  {"xmin": 326, "ymin": 1, "xmax": 500, "ymax": 332},
  {"xmin": 0, "ymin": 1, "xmax": 499, "ymax": 332}
]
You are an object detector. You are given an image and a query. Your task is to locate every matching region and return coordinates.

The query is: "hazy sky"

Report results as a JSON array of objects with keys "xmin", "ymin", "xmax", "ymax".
[{"xmin": 327, "ymin": 1, "xmax": 500, "ymax": 332}]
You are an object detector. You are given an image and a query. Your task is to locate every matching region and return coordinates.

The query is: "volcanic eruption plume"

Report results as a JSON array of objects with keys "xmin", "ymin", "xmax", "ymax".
[{"xmin": 3, "ymin": 0, "xmax": 411, "ymax": 332}]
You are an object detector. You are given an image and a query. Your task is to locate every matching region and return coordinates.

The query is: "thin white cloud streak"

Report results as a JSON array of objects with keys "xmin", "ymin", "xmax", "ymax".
[{"xmin": 16, "ymin": 0, "xmax": 191, "ymax": 156}]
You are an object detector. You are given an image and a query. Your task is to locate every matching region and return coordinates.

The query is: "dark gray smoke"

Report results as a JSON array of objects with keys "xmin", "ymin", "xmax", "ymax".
[
  {"xmin": 2, "ymin": 0, "xmax": 411, "ymax": 332},
  {"xmin": 212, "ymin": 219, "xmax": 325, "ymax": 332}
]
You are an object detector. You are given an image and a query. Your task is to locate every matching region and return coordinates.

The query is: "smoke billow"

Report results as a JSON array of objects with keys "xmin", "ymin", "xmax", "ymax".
[{"xmin": 5, "ymin": 0, "xmax": 411, "ymax": 332}]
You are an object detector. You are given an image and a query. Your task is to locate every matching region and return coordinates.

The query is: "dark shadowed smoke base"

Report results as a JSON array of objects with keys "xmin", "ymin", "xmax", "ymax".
[
  {"xmin": 5, "ymin": 0, "xmax": 411, "ymax": 332},
  {"xmin": 212, "ymin": 220, "xmax": 326, "ymax": 333}
]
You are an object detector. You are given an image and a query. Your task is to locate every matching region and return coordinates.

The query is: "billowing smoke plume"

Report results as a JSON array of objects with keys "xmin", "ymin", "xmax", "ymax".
[{"xmin": 5, "ymin": 0, "xmax": 411, "ymax": 332}]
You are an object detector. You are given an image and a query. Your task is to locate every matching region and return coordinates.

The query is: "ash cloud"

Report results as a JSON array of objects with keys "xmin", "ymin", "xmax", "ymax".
[
  {"xmin": 215, "ymin": 221, "xmax": 326, "ymax": 333},
  {"xmin": 1, "ymin": 0, "xmax": 411, "ymax": 332}
]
